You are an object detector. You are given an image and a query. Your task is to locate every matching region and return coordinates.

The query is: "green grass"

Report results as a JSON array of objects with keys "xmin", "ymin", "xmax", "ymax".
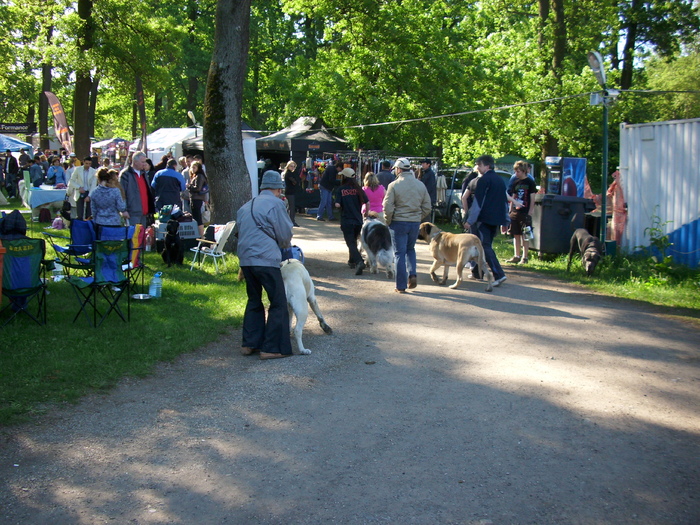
[
  {"xmin": 448, "ymin": 222, "xmax": 700, "ymax": 311},
  {"xmin": 1, "ymin": 226, "xmax": 247, "ymax": 425}
]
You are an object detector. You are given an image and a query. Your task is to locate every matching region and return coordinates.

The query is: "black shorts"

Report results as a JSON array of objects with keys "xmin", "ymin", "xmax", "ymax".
[{"xmin": 507, "ymin": 211, "xmax": 531, "ymax": 236}]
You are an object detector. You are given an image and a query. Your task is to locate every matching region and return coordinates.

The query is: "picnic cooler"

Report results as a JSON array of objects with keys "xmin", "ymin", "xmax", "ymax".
[{"xmin": 155, "ymin": 220, "xmax": 199, "ymax": 253}]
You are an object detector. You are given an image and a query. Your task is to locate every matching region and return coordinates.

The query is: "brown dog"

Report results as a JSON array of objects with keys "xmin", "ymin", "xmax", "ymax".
[{"xmin": 418, "ymin": 222, "xmax": 493, "ymax": 292}]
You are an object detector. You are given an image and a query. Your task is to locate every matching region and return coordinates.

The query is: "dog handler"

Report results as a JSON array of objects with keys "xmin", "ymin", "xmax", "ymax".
[
  {"xmin": 383, "ymin": 158, "xmax": 432, "ymax": 293},
  {"xmin": 237, "ymin": 170, "xmax": 295, "ymax": 360}
]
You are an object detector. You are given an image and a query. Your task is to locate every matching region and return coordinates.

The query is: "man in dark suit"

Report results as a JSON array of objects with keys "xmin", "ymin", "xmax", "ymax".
[{"xmin": 3, "ymin": 150, "xmax": 19, "ymax": 198}]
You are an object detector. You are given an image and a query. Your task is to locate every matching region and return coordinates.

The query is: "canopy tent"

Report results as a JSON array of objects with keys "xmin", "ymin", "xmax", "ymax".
[
  {"xmin": 92, "ymin": 137, "xmax": 130, "ymax": 150},
  {"xmin": 257, "ymin": 117, "xmax": 349, "ymax": 155},
  {"xmin": 257, "ymin": 117, "xmax": 351, "ymax": 209},
  {"xmin": 0, "ymin": 134, "xmax": 33, "ymax": 152},
  {"xmin": 130, "ymin": 127, "xmax": 202, "ymax": 163},
  {"xmin": 182, "ymin": 123, "xmax": 261, "ymax": 197}
]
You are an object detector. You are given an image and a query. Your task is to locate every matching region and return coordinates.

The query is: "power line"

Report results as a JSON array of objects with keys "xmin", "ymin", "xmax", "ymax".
[{"xmin": 330, "ymin": 92, "xmax": 594, "ymax": 131}]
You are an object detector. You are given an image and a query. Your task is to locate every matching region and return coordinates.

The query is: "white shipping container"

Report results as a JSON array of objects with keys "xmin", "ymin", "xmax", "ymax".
[{"xmin": 619, "ymin": 118, "xmax": 700, "ymax": 267}]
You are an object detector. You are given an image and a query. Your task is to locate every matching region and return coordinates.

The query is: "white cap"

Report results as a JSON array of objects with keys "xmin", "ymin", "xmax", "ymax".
[{"xmin": 393, "ymin": 157, "xmax": 411, "ymax": 170}]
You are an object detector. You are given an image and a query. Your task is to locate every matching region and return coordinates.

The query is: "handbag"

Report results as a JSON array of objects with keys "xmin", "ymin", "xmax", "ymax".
[{"xmin": 201, "ymin": 202, "xmax": 211, "ymax": 224}]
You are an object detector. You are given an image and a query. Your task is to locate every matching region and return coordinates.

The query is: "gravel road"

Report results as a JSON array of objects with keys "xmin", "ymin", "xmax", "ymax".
[{"xmin": 1, "ymin": 215, "xmax": 699, "ymax": 524}]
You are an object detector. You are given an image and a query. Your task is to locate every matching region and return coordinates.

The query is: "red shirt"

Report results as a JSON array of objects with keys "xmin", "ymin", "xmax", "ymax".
[{"xmin": 136, "ymin": 171, "xmax": 150, "ymax": 215}]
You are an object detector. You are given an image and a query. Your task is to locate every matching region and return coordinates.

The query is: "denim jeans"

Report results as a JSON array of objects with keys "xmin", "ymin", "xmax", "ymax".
[
  {"xmin": 390, "ymin": 221, "xmax": 419, "ymax": 290},
  {"xmin": 317, "ymin": 187, "xmax": 334, "ymax": 219},
  {"xmin": 471, "ymin": 222, "xmax": 505, "ymax": 280}
]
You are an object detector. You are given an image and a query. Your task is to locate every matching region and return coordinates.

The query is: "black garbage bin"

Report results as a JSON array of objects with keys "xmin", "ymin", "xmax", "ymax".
[{"xmin": 531, "ymin": 194, "xmax": 595, "ymax": 255}]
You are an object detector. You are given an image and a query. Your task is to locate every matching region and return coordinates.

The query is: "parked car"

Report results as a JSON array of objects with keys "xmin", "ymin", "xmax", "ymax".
[{"xmin": 433, "ymin": 167, "xmax": 512, "ymax": 225}]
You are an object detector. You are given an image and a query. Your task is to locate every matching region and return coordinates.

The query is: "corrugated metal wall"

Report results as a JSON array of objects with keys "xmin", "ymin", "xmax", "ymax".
[{"xmin": 619, "ymin": 118, "xmax": 700, "ymax": 267}]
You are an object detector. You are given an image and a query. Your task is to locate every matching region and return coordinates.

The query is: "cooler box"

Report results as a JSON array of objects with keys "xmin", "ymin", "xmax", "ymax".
[
  {"xmin": 155, "ymin": 220, "xmax": 198, "ymax": 241},
  {"xmin": 531, "ymin": 194, "xmax": 595, "ymax": 254}
]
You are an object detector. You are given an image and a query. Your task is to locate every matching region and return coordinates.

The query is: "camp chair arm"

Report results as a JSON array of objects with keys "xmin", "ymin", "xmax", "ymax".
[
  {"xmin": 194, "ymin": 238, "xmax": 216, "ymax": 245},
  {"xmin": 43, "ymin": 231, "xmax": 71, "ymax": 243}
]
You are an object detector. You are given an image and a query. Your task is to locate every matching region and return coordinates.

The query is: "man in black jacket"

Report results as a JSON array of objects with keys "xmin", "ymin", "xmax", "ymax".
[
  {"xmin": 3, "ymin": 150, "xmax": 19, "ymax": 198},
  {"xmin": 465, "ymin": 155, "xmax": 508, "ymax": 286},
  {"xmin": 316, "ymin": 159, "xmax": 338, "ymax": 221}
]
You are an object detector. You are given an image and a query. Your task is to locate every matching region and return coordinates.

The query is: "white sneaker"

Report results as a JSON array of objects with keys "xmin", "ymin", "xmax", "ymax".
[{"xmin": 492, "ymin": 276, "xmax": 507, "ymax": 287}]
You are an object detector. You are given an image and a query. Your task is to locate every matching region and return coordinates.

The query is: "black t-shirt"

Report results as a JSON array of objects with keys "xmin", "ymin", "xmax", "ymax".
[
  {"xmin": 508, "ymin": 176, "xmax": 537, "ymax": 213},
  {"xmin": 335, "ymin": 183, "xmax": 367, "ymax": 226}
]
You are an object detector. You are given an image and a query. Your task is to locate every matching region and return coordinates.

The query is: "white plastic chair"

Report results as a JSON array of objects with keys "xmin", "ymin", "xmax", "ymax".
[{"xmin": 189, "ymin": 220, "xmax": 236, "ymax": 273}]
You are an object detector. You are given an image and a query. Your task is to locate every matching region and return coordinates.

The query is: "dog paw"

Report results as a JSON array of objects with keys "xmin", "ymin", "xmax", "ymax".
[
  {"xmin": 320, "ymin": 321, "xmax": 333, "ymax": 334},
  {"xmin": 448, "ymin": 283, "xmax": 460, "ymax": 289},
  {"xmin": 299, "ymin": 348, "xmax": 312, "ymax": 355}
]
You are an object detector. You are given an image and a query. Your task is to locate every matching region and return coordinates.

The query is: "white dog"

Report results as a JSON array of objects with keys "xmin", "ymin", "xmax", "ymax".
[
  {"xmin": 280, "ymin": 258, "xmax": 333, "ymax": 354},
  {"xmin": 360, "ymin": 216, "xmax": 396, "ymax": 278}
]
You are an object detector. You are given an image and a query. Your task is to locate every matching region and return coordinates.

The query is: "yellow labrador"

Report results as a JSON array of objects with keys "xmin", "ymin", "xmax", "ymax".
[
  {"xmin": 418, "ymin": 222, "xmax": 493, "ymax": 292},
  {"xmin": 280, "ymin": 259, "xmax": 333, "ymax": 354}
]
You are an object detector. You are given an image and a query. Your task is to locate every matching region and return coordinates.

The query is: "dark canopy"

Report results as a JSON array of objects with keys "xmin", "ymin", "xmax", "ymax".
[{"xmin": 256, "ymin": 117, "xmax": 349, "ymax": 154}]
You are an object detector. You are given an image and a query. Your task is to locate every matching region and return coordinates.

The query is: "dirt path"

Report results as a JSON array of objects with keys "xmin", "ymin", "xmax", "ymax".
[{"xmin": 1, "ymin": 215, "xmax": 699, "ymax": 524}]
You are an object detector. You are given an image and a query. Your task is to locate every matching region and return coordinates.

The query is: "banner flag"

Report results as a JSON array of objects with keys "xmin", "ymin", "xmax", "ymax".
[{"xmin": 44, "ymin": 91, "xmax": 72, "ymax": 154}]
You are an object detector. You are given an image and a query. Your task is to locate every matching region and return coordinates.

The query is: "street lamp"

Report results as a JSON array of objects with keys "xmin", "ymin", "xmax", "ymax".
[
  {"xmin": 587, "ymin": 51, "xmax": 610, "ymax": 247},
  {"xmin": 588, "ymin": 51, "xmax": 620, "ymax": 248}
]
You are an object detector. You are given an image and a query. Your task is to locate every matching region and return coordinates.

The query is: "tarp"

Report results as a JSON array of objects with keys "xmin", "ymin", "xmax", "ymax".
[
  {"xmin": 0, "ymin": 134, "xmax": 33, "ymax": 152},
  {"xmin": 256, "ymin": 117, "xmax": 348, "ymax": 153}
]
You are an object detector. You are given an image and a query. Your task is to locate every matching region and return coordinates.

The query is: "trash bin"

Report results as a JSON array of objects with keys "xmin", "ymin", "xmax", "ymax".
[{"xmin": 531, "ymin": 194, "xmax": 595, "ymax": 255}]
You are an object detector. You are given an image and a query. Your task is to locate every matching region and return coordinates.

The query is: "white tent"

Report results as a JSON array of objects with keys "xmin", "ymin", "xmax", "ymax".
[{"xmin": 130, "ymin": 127, "xmax": 202, "ymax": 162}]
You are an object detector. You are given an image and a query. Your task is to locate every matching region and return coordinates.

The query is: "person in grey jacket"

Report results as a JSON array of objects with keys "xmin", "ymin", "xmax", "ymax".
[
  {"xmin": 383, "ymin": 157, "xmax": 431, "ymax": 293},
  {"xmin": 237, "ymin": 170, "xmax": 295, "ymax": 360},
  {"xmin": 119, "ymin": 152, "xmax": 155, "ymax": 227}
]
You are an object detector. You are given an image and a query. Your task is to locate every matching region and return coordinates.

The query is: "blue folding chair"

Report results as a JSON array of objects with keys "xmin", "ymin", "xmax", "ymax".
[
  {"xmin": 67, "ymin": 240, "xmax": 130, "ymax": 327},
  {"xmin": 43, "ymin": 219, "xmax": 96, "ymax": 276},
  {"xmin": 1, "ymin": 238, "xmax": 52, "ymax": 327}
]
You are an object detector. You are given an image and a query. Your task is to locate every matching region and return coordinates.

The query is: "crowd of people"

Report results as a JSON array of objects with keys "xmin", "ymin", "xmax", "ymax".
[{"xmin": 0, "ymin": 147, "xmax": 211, "ymax": 235}]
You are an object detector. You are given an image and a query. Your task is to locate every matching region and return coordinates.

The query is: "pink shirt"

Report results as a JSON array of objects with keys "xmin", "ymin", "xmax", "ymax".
[{"xmin": 362, "ymin": 185, "xmax": 385, "ymax": 214}]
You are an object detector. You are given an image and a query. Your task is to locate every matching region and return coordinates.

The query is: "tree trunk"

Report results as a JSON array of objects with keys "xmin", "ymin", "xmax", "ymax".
[
  {"xmin": 40, "ymin": 64, "xmax": 52, "ymax": 151},
  {"xmin": 203, "ymin": 0, "xmax": 252, "ymax": 223},
  {"xmin": 73, "ymin": 0, "xmax": 94, "ymax": 159},
  {"xmin": 73, "ymin": 72, "xmax": 92, "ymax": 158},
  {"xmin": 39, "ymin": 25, "xmax": 54, "ymax": 151},
  {"xmin": 620, "ymin": 0, "xmax": 641, "ymax": 90},
  {"xmin": 551, "ymin": 0, "xmax": 566, "ymax": 77},
  {"xmin": 88, "ymin": 75, "xmax": 100, "ymax": 140}
]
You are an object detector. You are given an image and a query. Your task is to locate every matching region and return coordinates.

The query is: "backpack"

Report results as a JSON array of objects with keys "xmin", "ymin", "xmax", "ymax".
[{"xmin": 38, "ymin": 208, "xmax": 52, "ymax": 223}]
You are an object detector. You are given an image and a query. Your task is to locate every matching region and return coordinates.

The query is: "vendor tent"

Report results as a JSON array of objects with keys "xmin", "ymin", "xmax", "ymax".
[
  {"xmin": 182, "ymin": 123, "xmax": 261, "ymax": 197},
  {"xmin": 92, "ymin": 137, "xmax": 130, "ymax": 150},
  {"xmin": 130, "ymin": 127, "xmax": 202, "ymax": 162},
  {"xmin": 257, "ymin": 117, "xmax": 348, "ymax": 155},
  {"xmin": 0, "ymin": 134, "xmax": 33, "ymax": 152}
]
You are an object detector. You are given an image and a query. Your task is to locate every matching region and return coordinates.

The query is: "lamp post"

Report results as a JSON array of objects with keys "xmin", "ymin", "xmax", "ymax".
[{"xmin": 587, "ymin": 51, "xmax": 610, "ymax": 245}]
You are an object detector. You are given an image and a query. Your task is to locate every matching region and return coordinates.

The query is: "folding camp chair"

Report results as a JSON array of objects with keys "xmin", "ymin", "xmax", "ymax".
[
  {"xmin": 67, "ymin": 240, "xmax": 130, "ymax": 327},
  {"xmin": 1, "ymin": 238, "xmax": 52, "ymax": 327},
  {"xmin": 189, "ymin": 221, "xmax": 236, "ymax": 273},
  {"xmin": 43, "ymin": 219, "xmax": 96, "ymax": 276}
]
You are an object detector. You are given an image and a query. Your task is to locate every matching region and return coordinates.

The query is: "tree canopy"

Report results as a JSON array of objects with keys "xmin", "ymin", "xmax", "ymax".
[{"xmin": 1, "ymin": 0, "xmax": 699, "ymax": 190}]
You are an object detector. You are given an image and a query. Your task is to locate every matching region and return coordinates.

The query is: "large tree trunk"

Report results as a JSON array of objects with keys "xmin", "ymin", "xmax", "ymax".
[
  {"xmin": 73, "ymin": 0, "xmax": 94, "ymax": 159},
  {"xmin": 203, "ymin": 0, "xmax": 252, "ymax": 223}
]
